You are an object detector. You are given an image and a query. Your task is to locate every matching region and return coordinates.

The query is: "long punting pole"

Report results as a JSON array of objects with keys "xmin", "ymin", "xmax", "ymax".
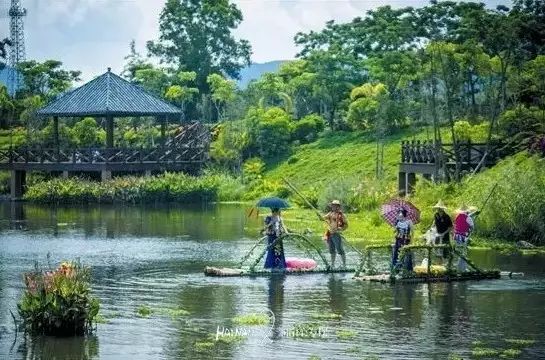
[{"xmin": 281, "ymin": 177, "xmax": 364, "ymax": 259}]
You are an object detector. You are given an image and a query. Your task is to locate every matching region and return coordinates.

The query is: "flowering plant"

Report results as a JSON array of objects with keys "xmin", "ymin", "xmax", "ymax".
[{"xmin": 18, "ymin": 260, "xmax": 100, "ymax": 336}]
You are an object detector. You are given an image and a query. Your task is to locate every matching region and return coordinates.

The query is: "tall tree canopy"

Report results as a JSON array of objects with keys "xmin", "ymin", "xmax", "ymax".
[
  {"xmin": 147, "ymin": 0, "xmax": 252, "ymax": 93},
  {"xmin": 16, "ymin": 60, "xmax": 81, "ymax": 100}
]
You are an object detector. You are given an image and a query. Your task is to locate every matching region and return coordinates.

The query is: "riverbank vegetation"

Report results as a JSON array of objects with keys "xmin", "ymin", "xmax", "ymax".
[{"xmin": 23, "ymin": 171, "xmax": 244, "ymax": 204}]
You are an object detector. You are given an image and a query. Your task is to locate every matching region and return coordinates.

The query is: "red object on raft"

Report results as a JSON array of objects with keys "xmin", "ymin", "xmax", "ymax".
[{"xmin": 285, "ymin": 257, "xmax": 318, "ymax": 270}]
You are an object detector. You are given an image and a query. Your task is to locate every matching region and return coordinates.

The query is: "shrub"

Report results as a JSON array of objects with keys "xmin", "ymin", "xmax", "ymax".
[
  {"xmin": 71, "ymin": 118, "xmax": 106, "ymax": 147},
  {"xmin": 292, "ymin": 114, "xmax": 325, "ymax": 144},
  {"xmin": 498, "ymin": 106, "xmax": 545, "ymax": 139},
  {"xmin": 23, "ymin": 172, "xmax": 242, "ymax": 204},
  {"xmin": 242, "ymin": 157, "xmax": 265, "ymax": 184},
  {"xmin": 453, "ymin": 120, "xmax": 490, "ymax": 142},
  {"xmin": 18, "ymin": 260, "xmax": 100, "ymax": 336},
  {"xmin": 256, "ymin": 107, "xmax": 293, "ymax": 159}
]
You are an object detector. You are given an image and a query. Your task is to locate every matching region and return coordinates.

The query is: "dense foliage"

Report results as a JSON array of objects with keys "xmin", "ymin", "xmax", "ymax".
[
  {"xmin": 23, "ymin": 171, "xmax": 244, "ymax": 204},
  {"xmin": 18, "ymin": 261, "xmax": 100, "ymax": 336}
]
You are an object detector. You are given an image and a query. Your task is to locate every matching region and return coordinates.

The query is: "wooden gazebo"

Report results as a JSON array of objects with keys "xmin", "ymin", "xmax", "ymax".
[{"xmin": 1, "ymin": 68, "xmax": 210, "ymax": 200}]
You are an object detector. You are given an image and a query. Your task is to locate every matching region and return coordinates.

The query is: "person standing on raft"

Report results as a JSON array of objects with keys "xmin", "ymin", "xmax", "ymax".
[
  {"xmin": 322, "ymin": 200, "xmax": 348, "ymax": 269},
  {"xmin": 392, "ymin": 208, "xmax": 414, "ymax": 272},
  {"xmin": 453, "ymin": 205, "xmax": 475, "ymax": 272},
  {"xmin": 263, "ymin": 208, "xmax": 288, "ymax": 270},
  {"xmin": 433, "ymin": 200, "xmax": 453, "ymax": 261}
]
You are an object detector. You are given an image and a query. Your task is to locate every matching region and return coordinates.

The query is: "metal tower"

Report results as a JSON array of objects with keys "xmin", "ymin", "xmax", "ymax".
[{"xmin": 7, "ymin": 0, "xmax": 26, "ymax": 95}]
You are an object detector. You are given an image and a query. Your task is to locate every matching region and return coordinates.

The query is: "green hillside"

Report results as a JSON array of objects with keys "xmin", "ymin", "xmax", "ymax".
[{"xmin": 266, "ymin": 128, "xmax": 430, "ymax": 191}]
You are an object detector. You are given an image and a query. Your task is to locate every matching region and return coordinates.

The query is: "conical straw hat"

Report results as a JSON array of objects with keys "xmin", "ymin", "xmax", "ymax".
[
  {"xmin": 432, "ymin": 200, "xmax": 447, "ymax": 210},
  {"xmin": 455, "ymin": 204, "xmax": 470, "ymax": 213}
]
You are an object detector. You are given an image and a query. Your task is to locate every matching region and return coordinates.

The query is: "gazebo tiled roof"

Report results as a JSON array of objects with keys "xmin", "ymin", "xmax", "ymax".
[{"xmin": 37, "ymin": 68, "xmax": 182, "ymax": 117}]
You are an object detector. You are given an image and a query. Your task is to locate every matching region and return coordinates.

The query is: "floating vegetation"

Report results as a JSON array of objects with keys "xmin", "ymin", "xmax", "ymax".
[
  {"xmin": 157, "ymin": 307, "xmax": 190, "ymax": 319},
  {"xmin": 232, "ymin": 313, "xmax": 269, "ymax": 326},
  {"xmin": 214, "ymin": 334, "xmax": 246, "ymax": 344},
  {"xmin": 472, "ymin": 340, "xmax": 485, "ymax": 347},
  {"xmin": 309, "ymin": 312, "xmax": 342, "ymax": 320},
  {"xmin": 500, "ymin": 348, "xmax": 522, "ymax": 358},
  {"xmin": 447, "ymin": 354, "xmax": 464, "ymax": 360},
  {"xmin": 504, "ymin": 339, "xmax": 535, "ymax": 347},
  {"xmin": 136, "ymin": 305, "xmax": 153, "ymax": 317},
  {"xmin": 194, "ymin": 341, "xmax": 215, "ymax": 352},
  {"xmin": 307, "ymin": 356, "xmax": 321, "ymax": 360},
  {"xmin": 289, "ymin": 322, "xmax": 326, "ymax": 339},
  {"xmin": 336, "ymin": 329, "xmax": 357, "ymax": 340},
  {"xmin": 472, "ymin": 347, "xmax": 500, "ymax": 357},
  {"xmin": 94, "ymin": 314, "xmax": 109, "ymax": 324}
]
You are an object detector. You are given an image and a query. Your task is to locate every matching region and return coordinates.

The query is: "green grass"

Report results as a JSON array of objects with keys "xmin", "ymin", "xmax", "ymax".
[
  {"xmin": 232, "ymin": 313, "xmax": 269, "ymax": 326},
  {"xmin": 266, "ymin": 128, "xmax": 425, "ymax": 192}
]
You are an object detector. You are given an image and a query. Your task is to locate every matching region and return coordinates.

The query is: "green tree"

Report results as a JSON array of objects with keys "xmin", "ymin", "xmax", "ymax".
[
  {"xmin": 347, "ymin": 83, "xmax": 389, "ymax": 129},
  {"xmin": 147, "ymin": 0, "xmax": 251, "ymax": 93},
  {"xmin": 207, "ymin": 73, "xmax": 236, "ymax": 121},
  {"xmin": 19, "ymin": 95, "xmax": 44, "ymax": 142},
  {"xmin": 0, "ymin": 85, "xmax": 15, "ymax": 129},
  {"xmin": 71, "ymin": 118, "xmax": 106, "ymax": 147},
  {"xmin": 122, "ymin": 40, "xmax": 154, "ymax": 82},
  {"xmin": 16, "ymin": 60, "xmax": 81, "ymax": 100},
  {"xmin": 164, "ymin": 71, "xmax": 199, "ymax": 120}
]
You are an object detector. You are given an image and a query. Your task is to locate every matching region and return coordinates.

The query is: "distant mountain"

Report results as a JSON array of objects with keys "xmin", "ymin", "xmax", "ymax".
[{"xmin": 237, "ymin": 60, "xmax": 287, "ymax": 89}]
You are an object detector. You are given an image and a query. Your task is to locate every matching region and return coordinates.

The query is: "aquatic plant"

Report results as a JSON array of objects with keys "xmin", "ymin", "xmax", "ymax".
[
  {"xmin": 471, "ymin": 347, "xmax": 500, "ymax": 357},
  {"xmin": 309, "ymin": 312, "xmax": 342, "ymax": 320},
  {"xmin": 336, "ymin": 329, "xmax": 357, "ymax": 340},
  {"xmin": 136, "ymin": 305, "xmax": 153, "ymax": 317},
  {"xmin": 500, "ymin": 348, "xmax": 522, "ymax": 358},
  {"xmin": 17, "ymin": 260, "xmax": 100, "ymax": 336},
  {"xmin": 232, "ymin": 313, "xmax": 269, "ymax": 326},
  {"xmin": 159, "ymin": 308, "xmax": 190, "ymax": 319},
  {"xmin": 194, "ymin": 341, "xmax": 215, "ymax": 352},
  {"xmin": 504, "ymin": 339, "xmax": 535, "ymax": 347}
]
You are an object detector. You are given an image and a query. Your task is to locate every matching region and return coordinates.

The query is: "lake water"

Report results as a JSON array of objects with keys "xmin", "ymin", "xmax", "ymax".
[{"xmin": 0, "ymin": 202, "xmax": 544, "ymax": 359}]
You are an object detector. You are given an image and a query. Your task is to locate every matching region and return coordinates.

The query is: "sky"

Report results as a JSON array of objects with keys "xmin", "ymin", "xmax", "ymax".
[{"xmin": 0, "ymin": 0, "xmax": 511, "ymax": 82}]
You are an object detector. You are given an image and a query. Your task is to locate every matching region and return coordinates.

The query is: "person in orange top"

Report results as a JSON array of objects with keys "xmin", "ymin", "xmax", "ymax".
[{"xmin": 322, "ymin": 200, "xmax": 348, "ymax": 269}]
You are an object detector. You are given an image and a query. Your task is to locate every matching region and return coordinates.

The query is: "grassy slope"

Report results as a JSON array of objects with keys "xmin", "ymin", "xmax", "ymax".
[{"xmin": 266, "ymin": 128, "xmax": 433, "ymax": 191}]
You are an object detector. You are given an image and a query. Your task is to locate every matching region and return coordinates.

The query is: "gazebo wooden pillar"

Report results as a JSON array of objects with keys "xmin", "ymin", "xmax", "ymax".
[
  {"xmin": 106, "ymin": 115, "xmax": 114, "ymax": 148},
  {"xmin": 53, "ymin": 116, "xmax": 59, "ymax": 147}
]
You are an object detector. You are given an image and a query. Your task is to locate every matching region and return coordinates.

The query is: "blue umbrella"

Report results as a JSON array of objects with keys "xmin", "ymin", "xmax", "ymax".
[{"xmin": 256, "ymin": 197, "xmax": 290, "ymax": 209}]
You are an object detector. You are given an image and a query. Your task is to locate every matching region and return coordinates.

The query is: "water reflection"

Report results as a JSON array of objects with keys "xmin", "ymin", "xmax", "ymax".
[
  {"xmin": 327, "ymin": 275, "xmax": 348, "ymax": 316},
  {"xmin": 267, "ymin": 275, "xmax": 285, "ymax": 340},
  {"xmin": 18, "ymin": 335, "xmax": 99, "ymax": 360}
]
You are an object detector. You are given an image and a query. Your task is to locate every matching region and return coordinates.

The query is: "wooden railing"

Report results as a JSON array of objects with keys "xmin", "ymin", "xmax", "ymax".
[
  {"xmin": 0, "ymin": 122, "xmax": 211, "ymax": 166},
  {"xmin": 0, "ymin": 145, "xmax": 208, "ymax": 164},
  {"xmin": 401, "ymin": 140, "xmax": 507, "ymax": 165}
]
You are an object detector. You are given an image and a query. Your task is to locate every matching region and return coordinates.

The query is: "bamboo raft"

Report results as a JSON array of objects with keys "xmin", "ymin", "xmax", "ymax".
[
  {"xmin": 204, "ymin": 233, "xmax": 362, "ymax": 277},
  {"xmin": 354, "ymin": 243, "xmax": 511, "ymax": 284},
  {"xmin": 204, "ymin": 266, "xmax": 356, "ymax": 277},
  {"xmin": 354, "ymin": 270, "xmax": 501, "ymax": 283}
]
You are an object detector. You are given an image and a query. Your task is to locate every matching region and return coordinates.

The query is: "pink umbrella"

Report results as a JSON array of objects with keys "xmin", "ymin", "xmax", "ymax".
[{"xmin": 381, "ymin": 198, "xmax": 421, "ymax": 227}]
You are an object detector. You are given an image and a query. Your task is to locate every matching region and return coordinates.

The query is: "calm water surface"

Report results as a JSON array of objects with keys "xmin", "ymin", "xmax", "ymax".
[{"xmin": 0, "ymin": 202, "xmax": 544, "ymax": 360}]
